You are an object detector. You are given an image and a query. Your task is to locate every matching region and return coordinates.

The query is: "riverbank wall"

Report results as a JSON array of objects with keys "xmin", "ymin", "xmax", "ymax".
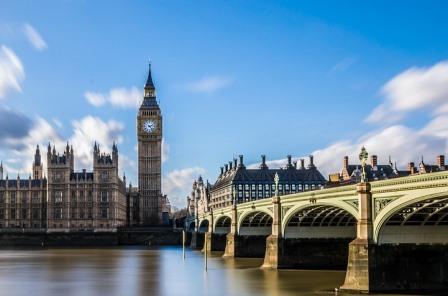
[{"xmin": 0, "ymin": 228, "xmax": 183, "ymax": 247}]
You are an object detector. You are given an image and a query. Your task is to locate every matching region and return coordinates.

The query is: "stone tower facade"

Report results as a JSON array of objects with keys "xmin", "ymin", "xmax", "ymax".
[{"xmin": 137, "ymin": 64, "xmax": 163, "ymax": 225}]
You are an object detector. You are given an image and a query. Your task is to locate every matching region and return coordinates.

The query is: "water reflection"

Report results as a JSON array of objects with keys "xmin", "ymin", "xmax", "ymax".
[{"xmin": 0, "ymin": 247, "xmax": 408, "ymax": 296}]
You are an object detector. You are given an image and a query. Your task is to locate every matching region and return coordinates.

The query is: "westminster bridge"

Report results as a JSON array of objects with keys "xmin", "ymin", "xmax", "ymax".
[{"xmin": 187, "ymin": 170, "xmax": 448, "ymax": 293}]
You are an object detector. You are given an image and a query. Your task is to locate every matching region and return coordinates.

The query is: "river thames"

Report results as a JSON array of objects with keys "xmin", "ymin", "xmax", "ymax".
[{"xmin": 0, "ymin": 247, "xmax": 406, "ymax": 296}]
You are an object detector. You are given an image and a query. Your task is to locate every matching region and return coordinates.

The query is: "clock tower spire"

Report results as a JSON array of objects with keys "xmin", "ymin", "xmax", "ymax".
[{"xmin": 137, "ymin": 62, "xmax": 163, "ymax": 225}]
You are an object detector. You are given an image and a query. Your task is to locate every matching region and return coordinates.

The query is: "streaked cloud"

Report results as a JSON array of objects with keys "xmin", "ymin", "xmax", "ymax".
[
  {"xmin": 186, "ymin": 75, "xmax": 232, "ymax": 93},
  {"xmin": 0, "ymin": 45, "xmax": 24, "ymax": 99},
  {"xmin": 366, "ymin": 61, "xmax": 448, "ymax": 123},
  {"xmin": 23, "ymin": 23, "xmax": 47, "ymax": 51},
  {"xmin": 329, "ymin": 57, "xmax": 357, "ymax": 74},
  {"xmin": 85, "ymin": 87, "xmax": 141, "ymax": 108},
  {"xmin": 162, "ymin": 167, "xmax": 206, "ymax": 208}
]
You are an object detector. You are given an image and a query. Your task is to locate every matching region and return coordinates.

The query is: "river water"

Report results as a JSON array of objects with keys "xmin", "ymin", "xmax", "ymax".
[{"xmin": 0, "ymin": 247, "xmax": 405, "ymax": 296}]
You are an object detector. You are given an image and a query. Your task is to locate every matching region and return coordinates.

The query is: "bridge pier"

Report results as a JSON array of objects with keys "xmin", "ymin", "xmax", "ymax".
[
  {"xmin": 223, "ymin": 202, "xmax": 238, "ymax": 258},
  {"xmin": 262, "ymin": 192, "xmax": 282, "ymax": 268},
  {"xmin": 189, "ymin": 231, "xmax": 204, "ymax": 250},
  {"xmin": 341, "ymin": 182, "xmax": 375, "ymax": 292}
]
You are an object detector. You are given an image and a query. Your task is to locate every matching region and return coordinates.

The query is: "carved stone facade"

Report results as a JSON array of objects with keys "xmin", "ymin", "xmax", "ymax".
[{"xmin": 0, "ymin": 144, "xmax": 127, "ymax": 231}]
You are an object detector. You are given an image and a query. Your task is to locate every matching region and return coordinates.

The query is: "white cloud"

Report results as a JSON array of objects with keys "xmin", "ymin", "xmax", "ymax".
[
  {"xmin": 85, "ymin": 87, "xmax": 141, "ymax": 108},
  {"xmin": 247, "ymin": 124, "xmax": 446, "ymax": 179},
  {"xmin": 162, "ymin": 167, "xmax": 205, "ymax": 208},
  {"xmin": 0, "ymin": 45, "xmax": 24, "ymax": 99},
  {"xmin": 367, "ymin": 61, "xmax": 448, "ymax": 123},
  {"xmin": 84, "ymin": 91, "xmax": 106, "ymax": 107},
  {"xmin": 23, "ymin": 23, "xmax": 47, "ymax": 51},
  {"xmin": 69, "ymin": 116, "xmax": 124, "ymax": 168},
  {"xmin": 186, "ymin": 75, "xmax": 231, "ymax": 93}
]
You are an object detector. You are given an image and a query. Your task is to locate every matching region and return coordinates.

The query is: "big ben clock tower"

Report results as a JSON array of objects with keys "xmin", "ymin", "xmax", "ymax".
[{"xmin": 137, "ymin": 64, "xmax": 162, "ymax": 225}]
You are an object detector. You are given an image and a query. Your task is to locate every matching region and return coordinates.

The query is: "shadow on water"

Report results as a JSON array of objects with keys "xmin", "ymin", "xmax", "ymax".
[{"xmin": 0, "ymin": 246, "xmax": 417, "ymax": 296}]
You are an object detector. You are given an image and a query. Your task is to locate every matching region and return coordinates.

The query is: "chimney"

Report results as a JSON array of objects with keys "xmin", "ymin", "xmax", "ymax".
[
  {"xmin": 408, "ymin": 162, "xmax": 416, "ymax": 174},
  {"xmin": 239, "ymin": 155, "xmax": 244, "ymax": 167},
  {"xmin": 371, "ymin": 155, "xmax": 378, "ymax": 167},
  {"xmin": 220, "ymin": 167, "xmax": 224, "ymax": 175},
  {"xmin": 308, "ymin": 155, "xmax": 314, "ymax": 168},
  {"xmin": 225, "ymin": 164, "xmax": 229, "ymax": 172},
  {"xmin": 260, "ymin": 155, "xmax": 268, "ymax": 169},
  {"xmin": 293, "ymin": 161, "xmax": 297, "ymax": 169},
  {"xmin": 233, "ymin": 158, "xmax": 237, "ymax": 169},
  {"xmin": 343, "ymin": 156, "xmax": 349, "ymax": 169},
  {"xmin": 300, "ymin": 159, "xmax": 305, "ymax": 169},
  {"xmin": 229, "ymin": 161, "xmax": 233, "ymax": 170},
  {"xmin": 437, "ymin": 155, "xmax": 445, "ymax": 168},
  {"xmin": 287, "ymin": 155, "xmax": 293, "ymax": 169}
]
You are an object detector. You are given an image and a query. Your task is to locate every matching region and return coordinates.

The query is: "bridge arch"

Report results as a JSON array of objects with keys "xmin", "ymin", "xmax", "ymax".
[
  {"xmin": 213, "ymin": 215, "xmax": 232, "ymax": 234},
  {"xmin": 374, "ymin": 191, "xmax": 448, "ymax": 244},
  {"xmin": 282, "ymin": 201, "xmax": 357, "ymax": 239},
  {"xmin": 198, "ymin": 219, "xmax": 209, "ymax": 233},
  {"xmin": 238, "ymin": 210, "xmax": 273, "ymax": 236}
]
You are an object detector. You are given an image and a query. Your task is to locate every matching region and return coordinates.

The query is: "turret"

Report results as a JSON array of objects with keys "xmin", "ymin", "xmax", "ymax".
[
  {"xmin": 32, "ymin": 145, "xmax": 43, "ymax": 179},
  {"xmin": 0, "ymin": 162, "xmax": 3, "ymax": 180}
]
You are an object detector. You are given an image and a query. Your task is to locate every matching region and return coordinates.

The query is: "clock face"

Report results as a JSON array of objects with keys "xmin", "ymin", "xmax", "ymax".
[{"xmin": 143, "ymin": 120, "xmax": 156, "ymax": 133}]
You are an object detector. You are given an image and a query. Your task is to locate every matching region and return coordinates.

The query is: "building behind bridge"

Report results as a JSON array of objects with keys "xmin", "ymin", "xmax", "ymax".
[
  {"xmin": 328, "ymin": 154, "xmax": 448, "ymax": 186},
  {"xmin": 187, "ymin": 154, "xmax": 327, "ymax": 217}
]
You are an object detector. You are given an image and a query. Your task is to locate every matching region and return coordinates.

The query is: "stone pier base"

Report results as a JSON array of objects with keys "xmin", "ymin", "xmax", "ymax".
[
  {"xmin": 262, "ymin": 237, "xmax": 351, "ymax": 269},
  {"xmin": 223, "ymin": 233, "xmax": 236, "ymax": 257},
  {"xmin": 340, "ymin": 238, "xmax": 371, "ymax": 292},
  {"xmin": 201, "ymin": 232, "xmax": 226, "ymax": 252},
  {"xmin": 189, "ymin": 232, "xmax": 204, "ymax": 250},
  {"xmin": 341, "ymin": 239, "xmax": 448, "ymax": 293},
  {"xmin": 261, "ymin": 235, "xmax": 283, "ymax": 269}
]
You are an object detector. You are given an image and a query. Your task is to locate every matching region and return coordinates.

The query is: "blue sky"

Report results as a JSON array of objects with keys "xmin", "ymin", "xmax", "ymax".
[{"xmin": 1, "ymin": 1, "xmax": 448, "ymax": 208}]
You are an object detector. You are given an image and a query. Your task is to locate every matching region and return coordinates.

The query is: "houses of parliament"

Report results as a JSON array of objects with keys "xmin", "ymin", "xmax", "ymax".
[{"xmin": 0, "ymin": 65, "xmax": 170, "ymax": 231}]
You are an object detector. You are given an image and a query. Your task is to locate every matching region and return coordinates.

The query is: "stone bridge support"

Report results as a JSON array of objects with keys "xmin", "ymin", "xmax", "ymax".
[
  {"xmin": 341, "ymin": 182, "xmax": 374, "ymax": 292},
  {"xmin": 223, "ymin": 203, "xmax": 238, "ymax": 258},
  {"xmin": 262, "ymin": 194, "xmax": 282, "ymax": 268}
]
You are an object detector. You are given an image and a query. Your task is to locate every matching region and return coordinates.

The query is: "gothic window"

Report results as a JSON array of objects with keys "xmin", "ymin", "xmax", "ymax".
[
  {"xmin": 21, "ymin": 208, "xmax": 27, "ymax": 219},
  {"xmin": 54, "ymin": 208, "xmax": 62, "ymax": 219},
  {"xmin": 244, "ymin": 184, "xmax": 249, "ymax": 190},
  {"xmin": 291, "ymin": 184, "xmax": 296, "ymax": 191},
  {"xmin": 32, "ymin": 192, "xmax": 39, "ymax": 203},
  {"xmin": 311, "ymin": 184, "xmax": 315, "ymax": 190},
  {"xmin": 305, "ymin": 184, "xmax": 309, "ymax": 191},
  {"xmin": 0, "ymin": 209, "xmax": 4, "ymax": 219},
  {"xmin": 285, "ymin": 184, "xmax": 290, "ymax": 190},
  {"xmin": 87, "ymin": 209, "xmax": 92, "ymax": 219},
  {"xmin": 87, "ymin": 191, "xmax": 93, "ymax": 202},
  {"xmin": 258, "ymin": 191, "xmax": 263, "ymax": 198},
  {"xmin": 10, "ymin": 209, "xmax": 16, "ymax": 219},
  {"xmin": 32, "ymin": 209, "xmax": 39, "ymax": 220},
  {"xmin": 251, "ymin": 184, "xmax": 256, "ymax": 190},
  {"xmin": 271, "ymin": 184, "xmax": 275, "ymax": 190},
  {"xmin": 299, "ymin": 184, "xmax": 303, "ymax": 191},
  {"xmin": 0, "ymin": 192, "xmax": 3, "ymax": 204},
  {"xmin": 11, "ymin": 192, "xmax": 16, "ymax": 205},
  {"xmin": 101, "ymin": 208, "xmax": 108, "ymax": 219},
  {"xmin": 251, "ymin": 191, "xmax": 256, "ymax": 198},
  {"xmin": 54, "ymin": 191, "xmax": 63, "ymax": 204}
]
